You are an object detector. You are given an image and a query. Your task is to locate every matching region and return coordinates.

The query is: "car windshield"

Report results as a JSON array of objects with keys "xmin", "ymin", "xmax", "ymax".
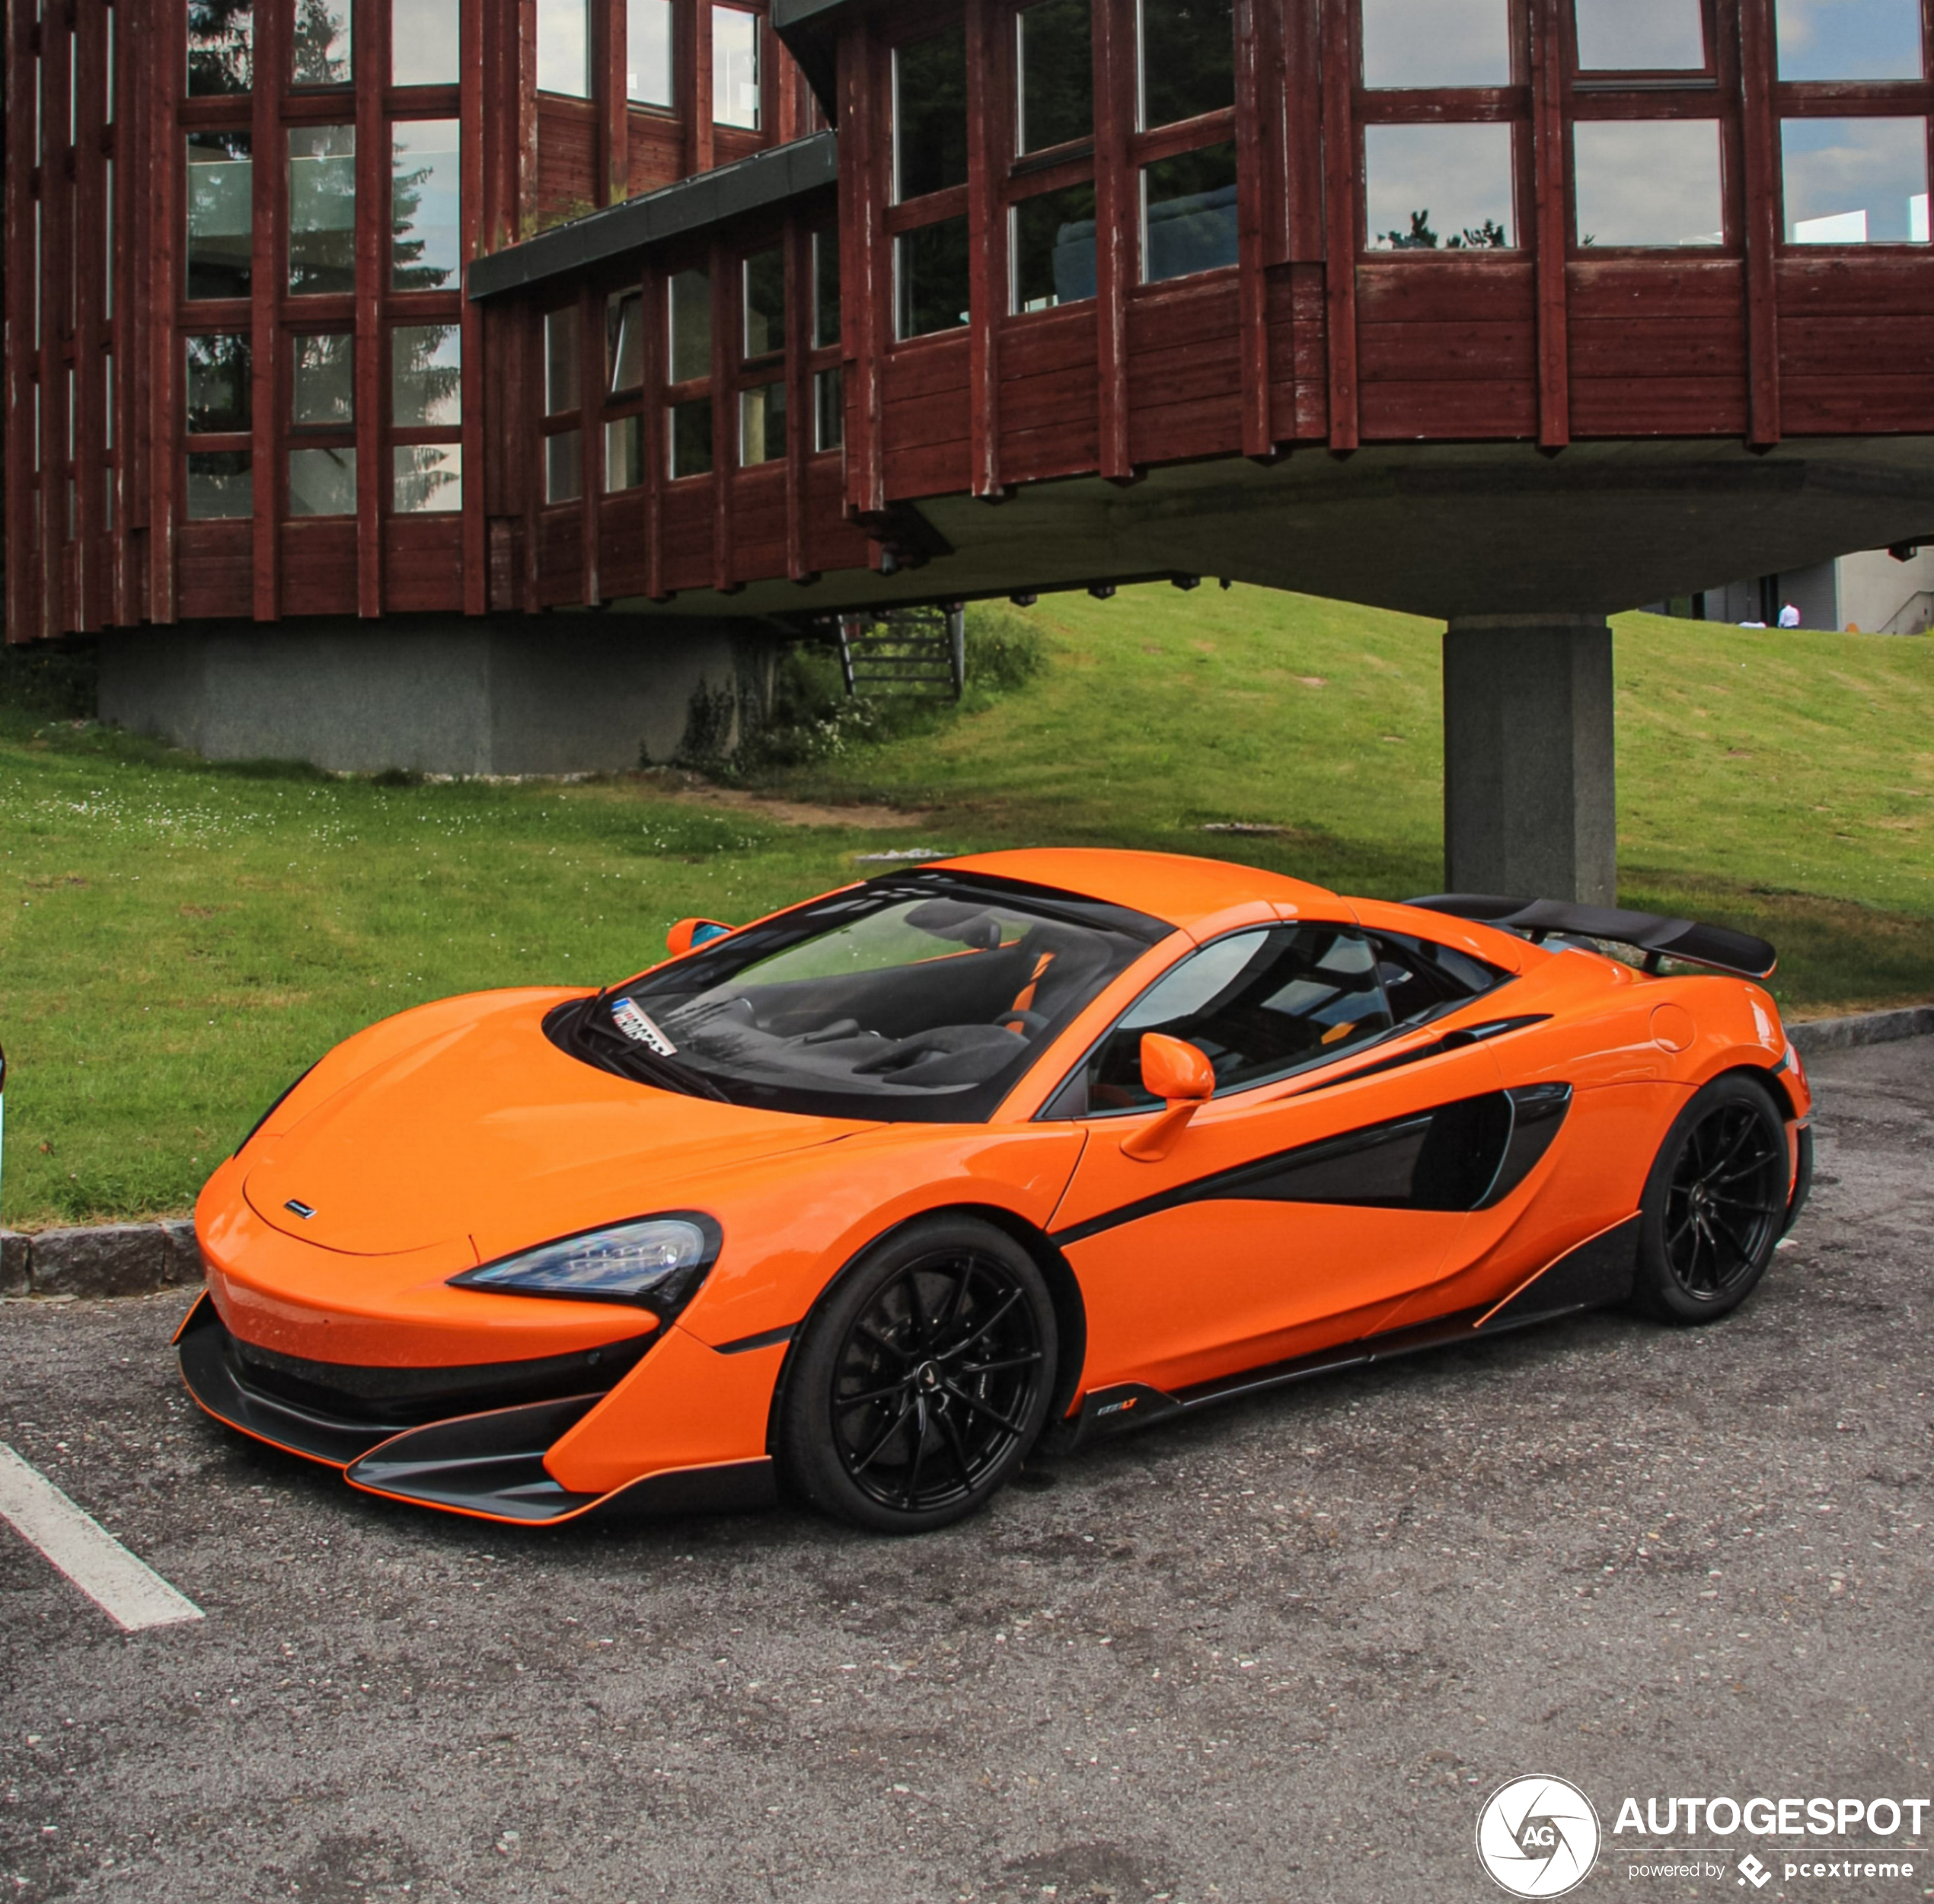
[{"xmin": 551, "ymin": 872, "xmax": 1170, "ymax": 1122}]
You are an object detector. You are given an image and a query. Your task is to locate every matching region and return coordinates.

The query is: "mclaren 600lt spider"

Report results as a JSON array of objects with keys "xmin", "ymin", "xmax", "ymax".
[{"xmin": 177, "ymin": 850, "xmax": 1813, "ymax": 1533}]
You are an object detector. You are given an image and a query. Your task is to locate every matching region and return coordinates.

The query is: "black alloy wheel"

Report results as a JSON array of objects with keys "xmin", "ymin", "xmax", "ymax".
[
  {"xmin": 1632, "ymin": 1073, "xmax": 1790, "ymax": 1324},
  {"xmin": 780, "ymin": 1217, "xmax": 1058, "ymax": 1532}
]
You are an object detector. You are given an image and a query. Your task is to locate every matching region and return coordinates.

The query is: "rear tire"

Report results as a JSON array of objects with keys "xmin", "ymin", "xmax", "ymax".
[
  {"xmin": 1631, "ymin": 1074, "xmax": 1789, "ymax": 1325},
  {"xmin": 779, "ymin": 1216, "xmax": 1058, "ymax": 1534}
]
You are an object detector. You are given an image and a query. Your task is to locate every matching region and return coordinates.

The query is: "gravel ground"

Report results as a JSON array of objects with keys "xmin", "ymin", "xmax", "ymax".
[{"xmin": 2, "ymin": 1040, "xmax": 1929, "ymax": 1904}]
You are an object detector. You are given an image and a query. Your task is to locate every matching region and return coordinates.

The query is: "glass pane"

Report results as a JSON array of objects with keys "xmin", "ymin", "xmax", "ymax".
[
  {"xmin": 394, "ymin": 442, "xmax": 462, "ymax": 512},
  {"xmin": 669, "ymin": 397, "xmax": 713, "ymax": 477},
  {"xmin": 1018, "ymin": 0, "xmax": 1091, "ymax": 155},
  {"xmin": 546, "ymin": 307, "xmax": 580, "ymax": 413},
  {"xmin": 186, "ymin": 131, "xmax": 252, "ymax": 300},
  {"xmin": 1365, "ymin": 123, "xmax": 1514, "ymax": 249},
  {"xmin": 815, "ymin": 365, "xmax": 843, "ymax": 451},
  {"xmin": 538, "ymin": 0, "xmax": 591, "ymax": 95},
  {"xmin": 289, "ymin": 124, "xmax": 356, "ymax": 294},
  {"xmin": 739, "ymin": 381, "xmax": 787, "ymax": 465},
  {"xmin": 813, "ymin": 230, "xmax": 841, "ymax": 348},
  {"xmin": 607, "ymin": 292, "xmax": 644, "ymax": 393},
  {"xmin": 1783, "ymin": 117, "xmax": 1930, "ymax": 243},
  {"xmin": 1013, "ymin": 182, "xmax": 1097, "ymax": 310},
  {"xmin": 187, "ymin": 449, "xmax": 251, "ymax": 518},
  {"xmin": 291, "ymin": 332, "xmax": 354, "ymax": 426},
  {"xmin": 546, "ymin": 429, "xmax": 582, "ymax": 502},
  {"xmin": 392, "ymin": 324, "xmax": 462, "ymax": 425},
  {"xmin": 605, "ymin": 413, "xmax": 643, "ymax": 490},
  {"xmin": 628, "ymin": 0, "xmax": 674, "ymax": 105},
  {"xmin": 1141, "ymin": 142, "xmax": 1239, "ymax": 282},
  {"xmin": 1361, "ymin": 0, "xmax": 1510, "ymax": 87},
  {"xmin": 669, "ymin": 267, "xmax": 711, "ymax": 383},
  {"xmin": 104, "ymin": 159, "xmax": 114, "ymax": 311},
  {"xmin": 744, "ymin": 247, "xmax": 785, "ymax": 357},
  {"xmin": 391, "ymin": 120, "xmax": 461, "ymax": 292},
  {"xmin": 292, "ymin": 0, "xmax": 351, "ymax": 85},
  {"xmin": 895, "ymin": 27, "xmax": 968, "ymax": 202},
  {"xmin": 392, "ymin": 0, "xmax": 459, "ymax": 85},
  {"xmin": 1574, "ymin": 0, "xmax": 1704, "ymax": 70},
  {"xmin": 187, "ymin": 0, "xmax": 251, "ymax": 95},
  {"xmin": 1776, "ymin": 0, "xmax": 1923, "ymax": 81},
  {"xmin": 713, "ymin": 8, "xmax": 760, "ymax": 128},
  {"xmin": 185, "ymin": 333, "xmax": 251, "ymax": 432},
  {"xmin": 289, "ymin": 445, "xmax": 356, "ymax": 515},
  {"xmin": 896, "ymin": 216, "xmax": 970, "ymax": 337},
  {"xmin": 1138, "ymin": 0, "xmax": 1233, "ymax": 129},
  {"xmin": 1572, "ymin": 119, "xmax": 1724, "ymax": 246}
]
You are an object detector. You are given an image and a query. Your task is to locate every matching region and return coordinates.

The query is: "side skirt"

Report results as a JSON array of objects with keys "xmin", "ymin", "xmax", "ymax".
[{"xmin": 1068, "ymin": 1215, "xmax": 1641, "ymax": 1447}]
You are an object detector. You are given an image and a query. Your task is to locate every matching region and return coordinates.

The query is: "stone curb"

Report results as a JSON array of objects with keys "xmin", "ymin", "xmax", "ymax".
[
  {"xmin": 1788, "ymin": 1005, "xmax": 1934, "ymax": 1055},
  {"xmin": 1, "ymin": 1006, "xmax": 1927, "ymax": 1300},
  {"xmin": 0, "ymin": 1219, "xmax": 200, "ymax": 1300}
]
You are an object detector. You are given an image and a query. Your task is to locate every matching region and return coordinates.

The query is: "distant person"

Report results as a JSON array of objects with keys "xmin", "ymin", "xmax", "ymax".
[{"xmin": 1779, "ymin": 603, "xmax": 1802, "ymax": 628}]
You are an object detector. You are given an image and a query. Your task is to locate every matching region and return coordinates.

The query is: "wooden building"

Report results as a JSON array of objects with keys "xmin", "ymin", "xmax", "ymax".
[{"xmin": 9, "ymin": 0, "xmax": 1934, "ymax": 891}]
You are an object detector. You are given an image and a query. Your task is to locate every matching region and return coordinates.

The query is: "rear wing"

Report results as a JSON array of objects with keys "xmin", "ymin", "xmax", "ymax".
[{"xmin": 1405, "ymin": 895, "xmax": 1777, "ymax": 982}]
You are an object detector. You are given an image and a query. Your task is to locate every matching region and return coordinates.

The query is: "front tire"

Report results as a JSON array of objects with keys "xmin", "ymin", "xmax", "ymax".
[
  {"xmin": 779, "ymin": 1216, "xmax": 1058, "ymax": 1534},
  {"xmin": 1631, "ymin": 1074, "xmax": 1789, "ymax": 1325}
]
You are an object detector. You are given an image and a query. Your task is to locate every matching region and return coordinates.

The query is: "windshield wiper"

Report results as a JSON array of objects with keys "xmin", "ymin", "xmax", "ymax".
[{"xmin": 576, "ymin": 1006, "xmax": 732, "ymax": 1102}]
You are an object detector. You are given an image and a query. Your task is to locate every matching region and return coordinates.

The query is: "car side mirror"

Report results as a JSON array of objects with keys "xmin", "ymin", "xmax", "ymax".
[
  {"xmin": 1122, "ymin": 1033, "xmax": 1215, "ymax": 1163},
  {"xmin": 667, "ymin": 917, "xmax": 734, "ymax": 957}
]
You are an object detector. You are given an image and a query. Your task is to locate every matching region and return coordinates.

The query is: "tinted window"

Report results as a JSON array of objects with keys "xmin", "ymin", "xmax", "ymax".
[
  {"xmin": 895, "ymin": 28, "xmax": 969, "ymax": 201},
  {"xmin": 1072, "ymin": 925, "xmax": 1396, "ymax": 1115},
  {"xmin": 1371, "ymin": 931, "xmax": 1508, "ymax": 1026}
]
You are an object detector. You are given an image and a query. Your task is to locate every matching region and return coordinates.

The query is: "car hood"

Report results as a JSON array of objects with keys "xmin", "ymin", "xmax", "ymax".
[{"xmin": 242, "ymin": 992, "xmax": 862, "ymax": 1261}]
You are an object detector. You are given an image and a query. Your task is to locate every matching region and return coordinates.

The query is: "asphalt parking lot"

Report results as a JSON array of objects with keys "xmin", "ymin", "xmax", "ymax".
[{"xmin": 3, "ymin": 1039, "xmax": 1930, "ymax": 1904}]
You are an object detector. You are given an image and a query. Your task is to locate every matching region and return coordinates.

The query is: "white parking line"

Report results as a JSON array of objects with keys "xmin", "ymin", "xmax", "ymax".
[{"xmin": 0, "ymin": 1443, "xmax": 203, "ymax": 1632}]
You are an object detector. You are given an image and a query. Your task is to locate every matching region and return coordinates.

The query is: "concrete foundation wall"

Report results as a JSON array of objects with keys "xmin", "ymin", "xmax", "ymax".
[{"xmin": 97, "ymin": 616, "xmax": 774, "ymax": 776}]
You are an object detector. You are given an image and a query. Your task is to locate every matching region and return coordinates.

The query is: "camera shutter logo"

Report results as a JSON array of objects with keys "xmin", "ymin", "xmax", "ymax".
[{"xmin": 1476, "ymin": 1776, "xmax": 1601, "ymax": 1897}]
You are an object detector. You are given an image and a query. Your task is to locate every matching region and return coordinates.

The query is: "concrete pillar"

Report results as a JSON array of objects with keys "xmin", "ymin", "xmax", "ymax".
[{"xmin": 1442, "ymin": 614, "xmax": 1616, "ymax": 905}]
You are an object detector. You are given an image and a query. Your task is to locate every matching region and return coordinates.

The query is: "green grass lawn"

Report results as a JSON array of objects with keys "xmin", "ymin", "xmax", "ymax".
[{"xmin": 2, "ymin": 586, "xmax": 1929, "ymax": 1228}]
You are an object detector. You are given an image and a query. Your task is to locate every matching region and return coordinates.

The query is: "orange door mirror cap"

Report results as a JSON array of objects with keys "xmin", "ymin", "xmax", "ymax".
[
  {"xmin": 1122, "ymin": 1034, "xmax": 1216, "ymax": 1163},
  {"xmin": 667, "ymin": 917, "xmax": 735, "ymax": 957}
]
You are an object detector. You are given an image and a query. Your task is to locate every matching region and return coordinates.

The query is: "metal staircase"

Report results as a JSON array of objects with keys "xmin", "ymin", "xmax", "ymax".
[{"xmin": 835, "ymin": 605, "xmax": 965, "ymax": 702}]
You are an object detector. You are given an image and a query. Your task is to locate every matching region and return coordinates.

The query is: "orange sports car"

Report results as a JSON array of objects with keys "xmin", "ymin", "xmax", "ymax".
[{"xmin": 177, "ymin": 850, "xmax": 1813, "ymax": 1533}]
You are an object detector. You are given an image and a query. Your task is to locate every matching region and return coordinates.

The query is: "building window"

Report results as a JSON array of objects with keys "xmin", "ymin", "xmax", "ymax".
[
  {"xmin": 666, "ymin": 268, "xmax": 713, "ymax": 477},
  {"xmin": 1572, "ymin": 120, "xmax": 1724, "ymax": 246},
  {"xmin": 546, "ymin": 305, "xmax": 580, "ymax": 414},
  {"xmin": 1573, "ymin": 0, "xmax": 1704, "ymax": 72},
  {"xmin": 739, "ymin": 382, "xmax": 786, "ymax": 465},
  {"xmin": 669, "ymin": 266, "xmax": 711, "ymax": 381},
  {"xmin": 187, "ymin": 0, "xmax": 252, "ymax": 95},
  {"xmin": 1137, "ymin": 0, "xmax": 1233, "ymax": 129},
  {"xmin": 1782, "ymin": 117, "xmax": 1930, "ymax": 243},
  {"xmin": 1018, "ymin": 0, "xmax": 1091, "ymax": 155},
  {"xmin": 608, "ymin": 292, "xmax": 644, "ymax": 392},
  {"xmin": 743, "ymin": 248, "xmax": 785, "ymax": 359},
  {"xmin": 545, "ymin": 432, "xmax": 582, "ymax": 502},
  {"xmin": 1361, "ymin": 0, "xmax": 1509, "ymax": 88},
  {"xmin": 392, "ymin": 324, "xmax": 462, "ymax": 424},
  {"xmin": 714, "ymin": 8, "xmax": 761, "ymax": 129},
  {"xmin": 897, "ymin": 215, "xmax": 971, "ymax": 338},
  {"xmin": 538, "ymin": 0, "xmax": 592, "ymax": 96},
  {"xmin": 1141, "ymin": 142, "xmax": 1238, "ymax": 281},
  {"xmin": 289, "ymin": 446, "xmax": 356, "ymax": 515},
  {"xmin": 394, "ymin": 444, "xmax": 462, "ymax": 512},
  {"xmin": 292, "ymin": 0, "xmax": 352, "ymax": 86},
  {"xmin": 392, "ymin": 0, "xmax": 459, "ymax": 85},
  {"xmin": 894, "ymin": 27, "xmax": 969, "ymax": 202},
  {"xmin": 391, "ymin": 122, "xmax": 461, "ymax": 292},
  {"xmin": 628, "ymin": 0, "xmax": 674, "ymax": 107},
  {"xmin": 1013, "ymin": 183, "xmax": 1097, "ymax": 309},
  {"xmin": 543, "ymin": 307, "xmax": 582, "ymax": 503},
  {"xmin": 1775, "ymin": 0, "xmax": 1923, "ymax": 80},
  {"xmin": 812, "ymin": 231, "xmax": 841, "ymax": 348},
  {"xmin": 1365, "ymin": 123, "xmax": 1514, "ymax": 249},
  {"xmin": 815, "ymin": 366, "xmax": 843, "ymax": 451},
  {"xmin": 186, "ymin": 132, "xmax": 253, "ymax": 301},
  {"xmin": 291, "ymin": 332, "xmax": 354, "ymax": 427},
  {"xmin": 605, "ymin": 414, "xmax": 644, "ymax": 490},
  {"xmin": 669, "ymin": 398, "xmax": 713, "ymax": 477},
  {"xmin": 289, "ymin": 125, "xmax": 356, "ymax": 293},
  {"xmin": 185, "ymin": 333, "xmax": 251, "ymax": 519}
]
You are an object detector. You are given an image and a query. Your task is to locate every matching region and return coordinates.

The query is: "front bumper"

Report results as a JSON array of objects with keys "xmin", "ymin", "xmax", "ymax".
[{"xmin": 176, "ymin": 1293, "xmax": 776, "ymax": 1525}]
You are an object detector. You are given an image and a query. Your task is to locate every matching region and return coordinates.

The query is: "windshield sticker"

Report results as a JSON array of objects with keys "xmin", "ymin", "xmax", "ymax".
[{"xmin": 611, "ymin": 997, "xmax": 678, "ymax": 1057}]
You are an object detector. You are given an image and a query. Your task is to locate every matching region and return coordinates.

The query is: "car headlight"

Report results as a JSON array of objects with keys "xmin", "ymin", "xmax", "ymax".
[{"xmin": 449, "ymin": 1214, "xmax": 721, "ymax": 1316}]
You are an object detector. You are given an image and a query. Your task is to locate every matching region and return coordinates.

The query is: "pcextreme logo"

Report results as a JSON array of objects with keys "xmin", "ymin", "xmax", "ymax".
[{"xmin": 1476, "ymin": 1776, "xmax": 1603, "ymax": 1897}]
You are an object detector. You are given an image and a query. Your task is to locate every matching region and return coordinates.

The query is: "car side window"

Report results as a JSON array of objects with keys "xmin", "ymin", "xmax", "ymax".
[
  {"xmin": 1061, "ymin": 924, "xmax": 1396, "ymax": 1115},
  {"xmin": 1371, "ymin": 930, "xmax": 1511, "ymax": 1028}
]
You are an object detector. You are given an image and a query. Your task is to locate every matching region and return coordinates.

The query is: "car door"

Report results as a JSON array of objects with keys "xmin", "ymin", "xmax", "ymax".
[{"xmin": 1045, "ymin": 921, "xmax": 1514, "ymax": 1398}]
